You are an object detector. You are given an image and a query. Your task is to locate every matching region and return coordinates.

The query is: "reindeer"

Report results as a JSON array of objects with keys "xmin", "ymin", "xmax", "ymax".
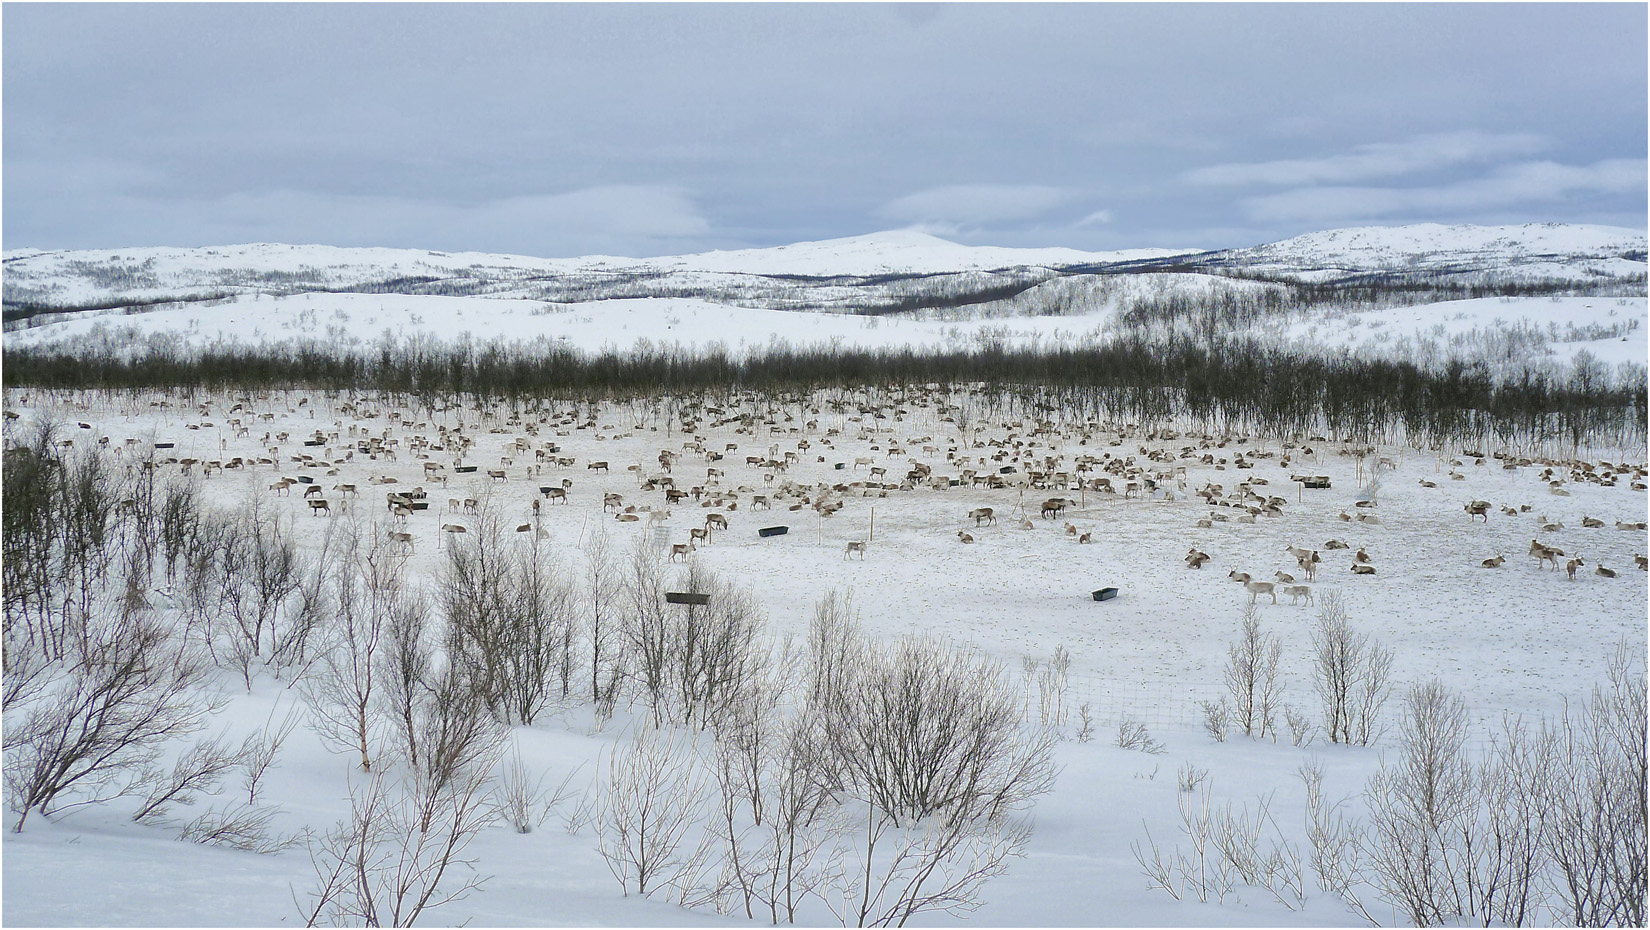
[
  {"xmin": 957, "ymin": 530, "xmax": 975, "ymax": 544},
  {"xmin": 1634, "ymin": 553, "xmax": 1648, "ymax": 571},
  {"xmin": 1274, "ymin": 570, "xmax": 1296, "ymax": 584},
  {"xmin": 603, "ymin": 492, "xmax": 625, "ymax": 512},
  {"xmin": 1595, "ymin": 564, "xmax": 1617, "ymax": 579},
  {"xmin": 690, "ymin": 526, "xmax": 710, "ymax": 547},
  {"xmin": 649, "ymin": 508, "xmax": 672, "ymax": 525},
  {"xmin": 968, "ymin": 507, "xmax": 996, "ymax": 526},
  {"xmin": 304, "ymin": 484, "xmax": 324, "ymax": 499},
  {"xmin": 1566, "ymin": 557, "xmax": 1585, "ymax": 580},
  {"xmin": 1243, "ymin": 580, "xmax": 1277, "ymax": 604},
  {"xmin": 1481, "ymin": 554, "xmax": 1506, "ymax": 568},
  {"xmin": 1464, "ymin": 500, "xmax": 1490, "ymax": 522},
  {"xmin": 1282, "ymin": 585, "xmax": 1313, "ymax": 606},
  {"xmin": 1040, "ymin": 498, "xmax": 1068, "ymax": 519},
  {"xmin": 844, "ymin": 540, "xmax": 867, "ymax": 560},
  {"xmin": 1350, "ymin": 564, "xmax": 1377, "ymax": 575},
  {"xmin": 669, "ymin": 543, "xmax": 692, "ymax": 562},
  {"xmin": 307, "ymin": 498, "xmax": 331, "ymax": 516},
  {"xmin": 1581, "ymin": 515, "xmax": 1605, "ymax": 528},
  {"xmin": 705, "ymin": 513, "xmax": 729, "ymax": 532}
]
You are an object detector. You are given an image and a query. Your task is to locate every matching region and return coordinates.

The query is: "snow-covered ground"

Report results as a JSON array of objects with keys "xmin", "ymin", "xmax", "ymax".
[
  {"xmin": 3, "ymin": 387, "xmax": 1644, "ymax": 926},
  {"xmin": 3, "ymin": 222, "xmax": 1645, "ymax": 925}
]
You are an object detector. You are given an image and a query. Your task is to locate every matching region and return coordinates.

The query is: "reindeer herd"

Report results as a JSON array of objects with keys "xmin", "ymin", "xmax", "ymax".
[{"xmin": 10, "ymin": 387, "xmax": 1647, "ymax": 622}]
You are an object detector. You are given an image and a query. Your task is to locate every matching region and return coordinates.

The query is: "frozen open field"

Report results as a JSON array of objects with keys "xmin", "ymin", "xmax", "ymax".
[{"xmin": 3, "ymin": 384, "xmax": 1644, "ymax": 926}]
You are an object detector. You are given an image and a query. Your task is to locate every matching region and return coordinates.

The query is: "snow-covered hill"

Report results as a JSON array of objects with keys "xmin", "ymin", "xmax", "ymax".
[{"xmin": 1200, "ymin": 222, "xmax": 1647, "ymax": 282}]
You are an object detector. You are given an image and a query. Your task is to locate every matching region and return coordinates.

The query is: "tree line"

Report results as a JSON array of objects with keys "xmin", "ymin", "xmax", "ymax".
[{"xmin": 5, "ymin": 331, "xmax": 1644, "ymax": 452}]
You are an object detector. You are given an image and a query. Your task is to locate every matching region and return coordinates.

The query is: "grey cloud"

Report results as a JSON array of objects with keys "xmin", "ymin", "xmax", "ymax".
[
  {"xmin": 1244, "ymin": 159, "xmax": 1648, "ymax": 224},
  {"xmin": 1186, "ymin": 131, "xmax": 1550, "ymax": 188}
]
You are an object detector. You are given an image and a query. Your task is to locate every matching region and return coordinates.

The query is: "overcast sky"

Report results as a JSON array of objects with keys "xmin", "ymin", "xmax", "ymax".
[{"xmin": 5, "ymin": 3, "xmax": 1645, "ymax": 258}]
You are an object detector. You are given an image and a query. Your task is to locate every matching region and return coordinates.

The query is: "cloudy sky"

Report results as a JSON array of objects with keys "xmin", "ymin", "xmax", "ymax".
[{"xmin": 5, "ymin": 3, "xmax": 1645, "ymax": 258}]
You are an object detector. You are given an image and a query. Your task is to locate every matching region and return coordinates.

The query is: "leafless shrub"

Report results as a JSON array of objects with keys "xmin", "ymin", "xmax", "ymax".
[
  {"xmin": 1543, "ymin": 643, "xmax": 1646, "ymax": 927},
  {"xmin": 1135, "ymin": 777, "xmax": 1303, "ymax": 910},
  {"xmin": 1202, "ymin": 700, "xmax": 1230, "ymax": 742},
  {"xmin": 131, "ymin": 730, "xmax": 247, "ymax": 824},
  {"xmin": 1224, "ymin": 603, "xmax": 1282, "ymax": 739},
  {"xmin": 1285, "ymin": 704, "xmax": 1315, "ymax": 748},
  {"xmin": 300, "ymin": 519, "xmax": 393, "ymax": 772},
  {"xmin": 594, "ymin": 721, "xmax": 713, "ymax": 898},
  {"xmin": 1363, "ymin": 679, "xmax": 1476, "ymax": 925},
  {"xmin": 441, "ymin": 507, "xmax": 579, "ymax": 726},
  {"xmin": 1311, "ymin": 592, "xmax": 1393, "ymax": 745},
  {"xmin": 494, "ymin": 747, "xmax": 548, "ymax": 834},
  {"xmin": 618, "ymin": 547, "xmax": 768, "ymax": 730},
  {"xmin": 5, "ymin": 604, "xmax": 221, "ymax": 832},
  {"xmin": 297, "ymin": 759, "xmax": 501, "ymax": 928},
  {"xmin": 1178, "ymin": 762, "xmax": 1209, "ymax": 794},
  {"xmin": 1076, "ymin": 702, "xmax": 1095, "ymax": 744},
  {"xmin": 1116, "ymin": 716, "xmax": 1165, "ymax": 755},
  {"xmin": 243, "ymin": 701, "xmax": 301, "ymax": 806},
  {"xmin": 178, "ymin": 801, "xmax": 294, "ymax": 854}
]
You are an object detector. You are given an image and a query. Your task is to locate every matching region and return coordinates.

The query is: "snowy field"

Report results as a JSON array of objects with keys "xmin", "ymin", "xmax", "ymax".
[{"xmin": 3, "ymin": 384, "xmax": 1644, "ymax": 927}]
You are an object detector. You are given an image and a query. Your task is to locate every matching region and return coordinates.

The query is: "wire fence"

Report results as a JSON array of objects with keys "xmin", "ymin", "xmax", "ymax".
[{"xmin": 1024, "ymin": 671, "xmax": 1510, "ymax": 753}]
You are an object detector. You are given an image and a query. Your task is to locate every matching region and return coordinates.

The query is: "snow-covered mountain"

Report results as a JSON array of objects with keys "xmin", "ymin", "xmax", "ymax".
[
  {"xmin": 4, "ymin": 223, "xmax": 1645, "ymax": 382},
  {"xmin": 6, "ymin": 223, "xmax": 1641, "ymax": 321}
]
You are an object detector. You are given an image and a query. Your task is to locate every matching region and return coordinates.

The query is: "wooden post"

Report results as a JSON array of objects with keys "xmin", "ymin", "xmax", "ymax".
[{"xmin": 869, "ymin": 507, "xmax": 875, "ymax": 543}]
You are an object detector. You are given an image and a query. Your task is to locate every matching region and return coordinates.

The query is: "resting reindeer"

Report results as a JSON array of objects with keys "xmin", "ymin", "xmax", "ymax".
[
  {"xmin": 1636, "ymin": 553, "xmax": 1648, "ymax": 571},
  {"xmin": 1481, "ymin": 554, "xmax": 1506, "ymax": 568},
  {"xmin": 1185, "ymin": 548, "xmax": 1210, "ymax": 569},
  {"xmin": 957, "ymin": 530, "xmax": 975, "ymax": 544},
  {"xmin": 1595, "ymin": 564, "xmax": 1617, "ymax": 578},
  {"xmin": 1350, "ymin": 564, "xmax": 1377, "ymax": 575},
  {"xmin": 843, "ymin": 540, "xmax": 867, "ymax": 560}
]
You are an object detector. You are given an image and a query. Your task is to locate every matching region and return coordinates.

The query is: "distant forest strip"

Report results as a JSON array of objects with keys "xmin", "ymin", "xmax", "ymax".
[{"xmin": 4, "ymin": 335, "xmax": 1644, "ymax": 451}]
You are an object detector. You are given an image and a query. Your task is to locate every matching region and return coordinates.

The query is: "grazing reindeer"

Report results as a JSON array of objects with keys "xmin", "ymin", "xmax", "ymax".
[
  {"xmin": 669, "ymin": 544, "xmax": 692, "ymax": 562},
  {"xmin": 307, "ymin": 498, "xmax": 331, "ymax": 515},
  {"xmin": 844, "ymin": 540, "xmax": 867, "ymax": 560},
  {"xmin": 1282, "ymin": 585, "xmax": 1313, "ymax": 606},
  {"xmin": 968, "ymin": 507, "xmax": 996, "ymax": 526},
  {"xmin": 705, "ymin": 513, "xmax": 729, "ymax": 531}
]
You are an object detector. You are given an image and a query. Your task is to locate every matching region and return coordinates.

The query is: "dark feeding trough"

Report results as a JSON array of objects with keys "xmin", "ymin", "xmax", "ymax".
[
  {"xmin": 408, "ymin": 500, "xmax": 429, "ymax": 511},
  {"xmin": 1301, "ymin": 476, "xmax": 1331, "ymax": 489},
  {"xmin": 154, "ymin": 442, "xmax": 175, "ymax": 449},
  {"xmin": 454, "ymin": 465, "xmax": 478, "ymax": 473},
  {"xmin": 1092, "ymin": 586, "xmax": 1119, "ymax": 602},
  {"xmin": 758, "ymin": 525, "xmax": 789, "ymax": 538},
  {"xmin": 665, "ymin": 592, "xmax": 711, "ymax": 606}
]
